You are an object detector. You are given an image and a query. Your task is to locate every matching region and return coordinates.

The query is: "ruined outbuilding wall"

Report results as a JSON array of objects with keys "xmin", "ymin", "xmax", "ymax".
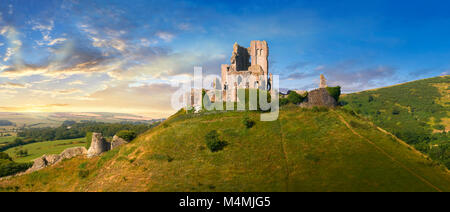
[{"xmin": 301, "ymin": 88, "xmax": 337, "ymax": 108}]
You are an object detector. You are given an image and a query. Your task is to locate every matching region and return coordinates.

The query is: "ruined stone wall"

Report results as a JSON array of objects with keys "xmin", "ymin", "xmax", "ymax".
[
  {"xmin": 301, "ymin": 88, "xmax": 337, "ymax": 108},
  {"xmin": 231, "ymin": 43, "xmax": 251, "ymax": 71}
]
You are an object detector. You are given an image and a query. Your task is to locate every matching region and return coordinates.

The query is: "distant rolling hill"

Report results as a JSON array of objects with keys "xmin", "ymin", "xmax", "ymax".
[
  {"xmin": 0, "ymin": 112, "xmax": 162, "ymax": 128},
  {"xmin": 341, "ymin": 75, "xmax": 449, "ymax": 168},
  {"xmin": 1, "ymin": 106, "xmax": 449, "ymax": 191}
]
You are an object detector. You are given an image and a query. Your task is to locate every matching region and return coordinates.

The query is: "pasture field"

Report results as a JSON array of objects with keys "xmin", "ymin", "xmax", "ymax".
[{"xmin": 4, "ymin": 138, "xmax": 86, "ymax": 163}]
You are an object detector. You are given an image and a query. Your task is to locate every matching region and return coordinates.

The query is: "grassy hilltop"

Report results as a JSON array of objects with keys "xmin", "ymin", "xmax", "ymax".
[
  {"xmin": 341, "ymin": 75, "xmax": 449, "ymax": 168},
  {"xmin": 1, "ymin": 106, "xmax": 449, "ymax": 192}
]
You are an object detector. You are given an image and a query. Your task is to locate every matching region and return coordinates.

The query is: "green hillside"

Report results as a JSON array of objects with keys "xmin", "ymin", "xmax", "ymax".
[
  {"xmin": 1, "ymin": 106, "xmax": 449, "ymax": 192},
  {"xmin": 341, "ymin": 75, "xmax": 450, "ymax": 168}
]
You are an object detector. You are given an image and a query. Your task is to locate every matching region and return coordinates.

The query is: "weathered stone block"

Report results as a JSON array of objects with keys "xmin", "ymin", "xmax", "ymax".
[
  {"xmin": 110, "ymin": 135, "xmax": 128, "ymax": 150},
  {"xmin": 87, "ymin": 132, "xmax": 110, "ymax": 158},
  {"xmin": 301, "ymin": 88, "xmax": 337, "ymax": 108}
]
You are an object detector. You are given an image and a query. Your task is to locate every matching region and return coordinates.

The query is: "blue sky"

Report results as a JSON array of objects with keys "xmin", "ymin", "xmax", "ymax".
[{"xmin": 0, "ymin": 0, "xmax": 449, "ymax": 117}]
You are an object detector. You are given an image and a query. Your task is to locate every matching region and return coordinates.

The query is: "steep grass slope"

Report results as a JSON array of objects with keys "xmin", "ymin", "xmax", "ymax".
[
  {"xmin": 341, "ymin": 75, "xmax": 449, "ymax": 168},
  {"xmin": 0, "ymin": 107, "xmax": 449, "ymax": 191}
]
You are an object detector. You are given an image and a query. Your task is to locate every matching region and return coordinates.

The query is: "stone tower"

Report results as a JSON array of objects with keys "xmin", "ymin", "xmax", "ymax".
[
  {"xmin": 248, "ymin": 40, "xmax": 269, "ymax": 77},
  {"xmin": 319, "ymin": 74, "xmax": 327, "ymax": 88},
  {"xmin": 220, "ymin": 40, "xmax": 270, "ymax": 96}
]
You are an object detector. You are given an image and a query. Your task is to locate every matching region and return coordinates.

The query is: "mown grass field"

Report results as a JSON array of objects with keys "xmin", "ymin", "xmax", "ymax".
[
  {"xmin": 1, "ymin": 106, "xmax": 448, "ymax": 192},
  {"xmin": 4, "ymin": 138, "xmax": 86, "ymax": 163}
]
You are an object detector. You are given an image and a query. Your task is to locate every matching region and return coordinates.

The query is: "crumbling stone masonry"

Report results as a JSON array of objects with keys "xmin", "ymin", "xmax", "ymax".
[{"xmin": 220, "ymin": 41, "xmax": 273, "ymax": 101}]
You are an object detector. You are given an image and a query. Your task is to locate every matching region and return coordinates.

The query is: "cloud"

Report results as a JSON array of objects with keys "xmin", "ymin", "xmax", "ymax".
[
  {"xmin": 285, "ymin": 72, "xmax": 314, "ymax": 80},
  {"xmin": 0, "ymin": 64, "xmax": 48, "ymax": 78},
  {"xmin": 72, "ymin": 83, "xmax": 179, "ymax": 116},
  {"xmin": 318, "ymin": 61, "xmax": 397, "ymax": 92},
  {"xmin": 0, "ymin": 26, "xmax": 22, "ymax": 62},
  {"xmin": 285, "ymin": 61, "xmax": 309, "ymax": 71},
  {"xmin": 314, "ymin": 65, "xmax": 325, "ymax": 71},
  {"xmin": 47, "ymin": 38, "xmax": 67, "ymax": 46},
  {"xmin": 282, "ymin": 60, "xmax": 398, "ymax": 92},
  {"xmin": 8, "ymin": 4, "xmax": 13, "ymax": 15},
  {"xmin": 58, "ymin": 88, "xmax": 81, "ymax": 94},
  {"xmin": 156, "ymin": 31, "xmax": 175, "ymax": 42},
  {"xmin": 0, "ymin": 82, "xmax": 29, "ymax": 88},
  {"xmin": 68, "ymin": 80, "xmax": 84, "ymax": 85},
  {"xmin": 0, "ymin": 104, "xmax": 69, "ymax": 112},
  {"xmin": 31, "ymin": 20, "xmax": 54, "ymax": 32},
  {"xmin": 140, "ymin": 38, "xmax": 158, "ymax": 47},
  {"xmin": 3, "ymin": 48, "xmax": 15, "ymax": 62}
]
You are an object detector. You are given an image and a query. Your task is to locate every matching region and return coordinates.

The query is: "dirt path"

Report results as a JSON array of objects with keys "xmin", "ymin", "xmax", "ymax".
[
  {"xmin": 333, "ymin": 111, "xmax": 443, "ymax": 192},
  {"xmin": 277, "ymin": 118, "xmax": 291, "ymax": 192}
]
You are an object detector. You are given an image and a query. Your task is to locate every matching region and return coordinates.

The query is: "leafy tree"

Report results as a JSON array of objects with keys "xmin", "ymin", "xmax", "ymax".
[
  {"xmin": 326, "ymin": 86, "xmax": 341, "ymax": 101},
  {"xmin": 116, "ymin": 130, "xmax": 137, "ymax": 142},
  {"xmin": 287, "ymin": 91, "xmax": 303, "ymax": 104}
]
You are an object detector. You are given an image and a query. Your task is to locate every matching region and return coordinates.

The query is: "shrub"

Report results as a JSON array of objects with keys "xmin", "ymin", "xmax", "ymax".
[
  {"xmin": 242, "ymin": 117, "xmax": 255, "ymax": 129},
  {"xmin": 311, "ymin": 106, "xmax": 329, "ymax": 112},
  {"xmin": 15, "ymin": 149, "xmax": 28, "ymax": 157},
  {"xmin": 433, "ymin": 124, "xmax": 445, "ymax": 131},
  {"xmin": 287, "ymin": 91, "xmax": 303, "ymax": 104},
  {"xmin": 0, "ymin": 160, "xmax": 32, "ymax": 177},
  {"xmin": 304, "ymin": 153, "xmax": 320, "ymax": 162},
  {"xmin": 326, "ymin": 86, "xmax": 341, "ymax": 101},
  {"xmin": 279, "ymin": 98, "xmax": 289, "ymax": 106},
  {"xmin": 0, "ymin": 152, "xmax": 12, "ymax": 161},
  {"xmin": 116, "ymin": 130, "xmax": 137, "ymax": 142},
  {"xmin": 392, "ymin": 108, "xmax": 400, "ymax": 115},
  {"xmin": 205, "ymin": 130, "xmax": 227, "ymax": 152},
  {"xmin": 78, "ymin": 170, "xmax": 89, "ymax": 179}
]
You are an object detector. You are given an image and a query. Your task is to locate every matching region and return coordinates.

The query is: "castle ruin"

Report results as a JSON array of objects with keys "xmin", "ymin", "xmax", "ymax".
[{"xmin": 221, "ymin": 41, "xmax": 272, "ymax": 92}]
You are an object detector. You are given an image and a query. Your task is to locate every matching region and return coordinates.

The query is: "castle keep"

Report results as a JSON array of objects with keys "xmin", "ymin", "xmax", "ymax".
[
  {"xmin": 221, "ymin": 41, "xmax": 272, "ymax": 91},
  {"xmin": 188, "ymin": 40, "xmax": 337, "ymax": 109}
]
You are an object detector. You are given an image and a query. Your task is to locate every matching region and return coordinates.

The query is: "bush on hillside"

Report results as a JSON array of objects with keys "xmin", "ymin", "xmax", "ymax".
[
  {"xmin": 205, "ymin": 130, "xmax": 227, "ymax": 152},
  {"xmin": 0, "ymin": 160, "xmax": 32, "ymax": 177},
  {"xmin": 116, "ymin": 130, "xmax": 137, "ymax": 142},
  {"xmin": 326, "ymin": 86, "xmax": 341, "ymax": 101},
  {"xmin": 242, "ymin": 117, "xmax": 255, "ymax": 129},
  {"xmin": 0, "ymin": 152, "xmax": 12, "ymax": 161},
  {"xmin": 311, "ymin": 106, "xmax": 329, "ymax": 112},
  {"xmin": 279, "ymin": 98, "xmax": 289, "ymax": 106},
  {"xmin": 78, "ymin": 170, "xmax": 89, "ymax": 179},
  {"xmin": 287, "ymin": 91, "xmax": 304, "ymax": 104},
  {"xmin": 15, "ymin": 149, "xmax": 28, "ymax": 157}
]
